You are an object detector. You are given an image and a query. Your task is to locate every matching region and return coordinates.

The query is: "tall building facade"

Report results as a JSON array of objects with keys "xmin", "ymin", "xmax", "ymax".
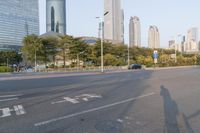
[
  {"xmin": 0, "ymin": 0, "xmax": 39, "ymax": 49},
  {"xmin": 148, "ymin": 26, "xmax": 160, "ymax": 49},
  {"xmin": 104, "ymin": 0, "xmax": 124, "ymax": 44},
  {"xmin": 185, "ymin": 27, "xmax": 198, "ymax": 52},
  {"xmin": 46, "ymin": 0, "xmax": 66, "ymax": 34},
  {"xmin": 129, "ymin": 16, "xmax": 141, "ymax": 47}
]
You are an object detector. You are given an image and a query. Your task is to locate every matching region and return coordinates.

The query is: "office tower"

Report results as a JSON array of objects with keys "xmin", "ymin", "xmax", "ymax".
[
  {"xmin": 148, "ymin": 26, "xmax": 160, "ymax": 49},
  {"xmin": 46, "ymin": 0, "xmax": 66, "ymax": 34},
  {"xmin": 0, "ymin": 0, "xmax": 39, "ymax": 50},
  {"xmin": 104, "ymin": 0, "xmax": 124, "ymax": 44},
  {"xmin": 169, "ymin": 40, "xmax": 175, "ymax": 48},
  {"xmin": 186, "ymin": 28, "xmax": 198, "ymax": 52},
  {"xmin": 129, "ymin": 16, "xmax": 141, "ymax": 47}
]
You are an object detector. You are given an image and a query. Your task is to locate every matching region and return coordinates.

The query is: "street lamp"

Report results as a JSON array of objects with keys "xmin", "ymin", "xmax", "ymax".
[
  {"xmin": 128, "ymin": 44, "xmax": 130, "ymax": 67},
  {"xmin": 174, "ymin": 34, "xmax": 182, "ymax": 63},
  {"xmin": 96, "ymin": 11, "xmax": 109, "ymax": 73}
]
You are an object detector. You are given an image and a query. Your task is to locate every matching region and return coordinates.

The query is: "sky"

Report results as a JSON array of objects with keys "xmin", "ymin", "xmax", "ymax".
[{"xmin": 39, "ymin": 0, "xmax": 200, "ymax": 48}]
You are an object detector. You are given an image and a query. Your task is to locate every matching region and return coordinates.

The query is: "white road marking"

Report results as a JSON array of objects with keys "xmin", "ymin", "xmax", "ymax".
[
  {"xmin": 0, "ymin": 98, "xmax": 18, "ymax": 102},
  {"xmin": 13, "ymin": 105, "xmax": 26, "ymax": 115},
  {"xmin": 51, "ymin": 94, "xmax": 102, "ymax": 104},
  {"xmin": 63, "ymin": 97, "xmax": 79, "ymax": 104},
  {"xmin": 0, "ymin": 108, "xmax": 11, "ymax": 118},
  {"xmin": 75, "ymin": 94, "xmax": 102, "ymax": 102},
  {"xmin": 0, "ymin": 94, "xmax": 21, "ymax": 98},
  {"xmin": 51, "ymin": 99, "xmax": 67, "ymax": 104},
  {"xmin": 0, "ymin": 105, "xmax": 26, "ymax": 118},
  {"xmin": 35, "ymin": 92, "xmax": 155, "ymax": 127}
]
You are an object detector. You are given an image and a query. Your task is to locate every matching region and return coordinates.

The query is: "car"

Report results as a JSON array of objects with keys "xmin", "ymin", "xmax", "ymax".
[{"xmin": 128, "ymin": 64, "xmax": 142, "ymax": 69}]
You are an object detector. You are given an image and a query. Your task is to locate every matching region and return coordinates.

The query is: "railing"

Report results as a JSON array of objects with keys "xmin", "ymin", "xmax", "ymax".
[{"xmin": 37, "ymin": 66, "xmax": 128, "ymax": 73}]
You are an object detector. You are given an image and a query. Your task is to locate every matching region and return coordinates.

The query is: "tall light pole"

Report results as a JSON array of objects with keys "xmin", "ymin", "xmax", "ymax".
[
  {"xmin": 128, "ymin": 44, "xmax": 130, "ymax": 67},
  {"xmin": 96, "ymin": 11, "xmax": 109, "ymax": 73},
  {"xmin": 175, "ymin": 34, "xmax": 182, "ymax": 63},
  {"xmin": 34, "ymin": 49, "xmax": 37, "ymax": 72}
]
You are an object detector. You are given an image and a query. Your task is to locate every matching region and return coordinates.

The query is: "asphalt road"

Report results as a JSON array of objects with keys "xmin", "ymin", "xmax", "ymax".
[{"xmin": 0, "ymin": 68, "xmax": 200, "ymax": 133}]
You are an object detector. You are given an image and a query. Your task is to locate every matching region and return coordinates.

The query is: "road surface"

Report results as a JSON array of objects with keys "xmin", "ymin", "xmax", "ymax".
[{"xmin": 0, "ymin": 68, "xmax": 200, "ymax": 133}]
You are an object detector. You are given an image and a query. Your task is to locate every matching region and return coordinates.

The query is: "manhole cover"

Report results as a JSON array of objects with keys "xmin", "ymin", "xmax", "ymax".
[{"xmin": 95, "ymin": 120, "xmax": 123, "ymax": 133}]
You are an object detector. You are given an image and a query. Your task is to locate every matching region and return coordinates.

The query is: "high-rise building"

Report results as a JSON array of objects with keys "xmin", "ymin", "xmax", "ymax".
[
  {"xmin": 148, "ymin": 26, "xmax": 160, "ymax": 49},
  {"xmin": 46, "ymin": 0, "xmax": 66, "ymax": 34},
  {"xmin": 104, "ymin": 0, "xmax": 124, "ymax": 44},
  {"xmin": 0, "ymin": 0, "xmax": 39, "ymax": 50},
  {"xmin": 129, "ymin": 16, "xmax": 141, "ymax": 47},
  {"xmin": 186, "ymin": 28, "xmax": 198, "ymax": 52},
  {"xmin": 168, "ymin": 40, "xmax": 175, "ymax": 48}
]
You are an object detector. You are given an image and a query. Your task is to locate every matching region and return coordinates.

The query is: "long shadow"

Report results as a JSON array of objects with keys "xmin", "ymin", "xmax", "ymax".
[
  {"xmin": 160, "ymin": 85, "xmax": 180, "ymax": 133},
  {"xmin": 160, "ymin": 85, "xmax": 195, "ymax": 133}
]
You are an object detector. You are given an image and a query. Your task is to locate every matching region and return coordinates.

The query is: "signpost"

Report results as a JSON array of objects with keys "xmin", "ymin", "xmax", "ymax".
[{"xmin": 153, "ymin": 50, "xmax": 158, "ymax": 67}]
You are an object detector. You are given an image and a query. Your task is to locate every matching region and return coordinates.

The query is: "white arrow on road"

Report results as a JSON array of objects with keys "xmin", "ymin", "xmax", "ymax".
[{"xmin": 51, "ymin": 94, "xmax": 102, "ymax": 105}]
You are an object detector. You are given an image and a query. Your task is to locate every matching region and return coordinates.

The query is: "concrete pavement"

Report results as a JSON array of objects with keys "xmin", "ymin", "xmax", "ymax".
[{"xmin": 0, "ymin": 68, "xmax": 200, "ymax": 133}]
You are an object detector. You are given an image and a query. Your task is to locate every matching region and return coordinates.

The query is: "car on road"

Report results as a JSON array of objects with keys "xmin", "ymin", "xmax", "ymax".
[{"xmin": 128, "ymin": 64, "xmax": 142, "ymax": 69}]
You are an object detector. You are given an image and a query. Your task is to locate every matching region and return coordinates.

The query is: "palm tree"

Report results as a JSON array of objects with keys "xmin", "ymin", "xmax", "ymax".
[{"xmin": 22, "ymin": 35, "xmax": 42, "ymax": 71}]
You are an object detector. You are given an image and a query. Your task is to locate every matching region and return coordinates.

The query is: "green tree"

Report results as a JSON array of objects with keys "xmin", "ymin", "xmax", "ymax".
[
  {"xmin": 41, "ymin": 37, "xmax": 58, "ymax": 66},
  {"xmin": 58, "ymin": 35, "xmax": 74, "ymax": 67},
  {"xmin": 104, "ymin": 54, "xmax": 117, "ymax": 66},
  {"xmin": 68, "ymin": 38, "xmax": 90, "ymax": 63},
  {"xmin": 22, "ymin": 35, "xmax": 43, "ymax": 64}
]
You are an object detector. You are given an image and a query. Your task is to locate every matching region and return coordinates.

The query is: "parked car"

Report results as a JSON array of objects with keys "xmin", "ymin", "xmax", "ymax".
[{"xmin": 128, "ymin": 64, "xmax": 142, "ymax": 69}]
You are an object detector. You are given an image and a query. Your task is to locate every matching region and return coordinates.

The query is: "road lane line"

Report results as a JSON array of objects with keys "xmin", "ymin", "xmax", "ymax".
[
  {"xmin": 0, "ymin": 94, "xmax": 21, "ymax": 98},
  {"xmin": 0, "ymin": 98, "xmax": 18, "ymax": 102},
  {"xmin": 34, "ymin": 92, "xmax": 155, "ymax": 127}
]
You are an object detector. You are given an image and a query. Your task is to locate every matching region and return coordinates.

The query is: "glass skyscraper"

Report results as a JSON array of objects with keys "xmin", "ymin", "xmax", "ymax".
[
  {"xmin": 46, "ymin": 0, "xmax": 66, "ymax": 35},
  {"xmin": 0, "ymin": 0, "xmax": 39, "ymax": 50}
]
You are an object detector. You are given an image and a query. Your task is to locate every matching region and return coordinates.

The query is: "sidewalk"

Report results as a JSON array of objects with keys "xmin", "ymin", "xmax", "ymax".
[{"xmin": 145, "ymin": 65, "xmax": 199, "ymax": 70}]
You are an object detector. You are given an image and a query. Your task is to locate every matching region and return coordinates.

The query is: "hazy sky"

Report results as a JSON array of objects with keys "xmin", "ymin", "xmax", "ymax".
[{"xmin": 39, "ymin": 0, "xmax": 200, "ymax": 48}]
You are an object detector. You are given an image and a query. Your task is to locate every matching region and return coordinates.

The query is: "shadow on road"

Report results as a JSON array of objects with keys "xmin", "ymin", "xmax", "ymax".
[
  {"xmin": 160, "ymin": 85, "xmax": 195, "ymax": 133},
  {"xmin": 160, "ymin": 85, "xmax": 180, "ymax": 133}
]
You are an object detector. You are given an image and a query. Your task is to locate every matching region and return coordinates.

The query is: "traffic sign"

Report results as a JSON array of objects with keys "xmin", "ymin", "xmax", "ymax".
[{"xmin": 153, "ymin": 50, "xmax": 158, "ymax": 59}]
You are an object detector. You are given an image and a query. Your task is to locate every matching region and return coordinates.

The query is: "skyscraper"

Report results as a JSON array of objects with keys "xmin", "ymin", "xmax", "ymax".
[
  {"xmin": 148, "ymin": 26, "xmax": 160, "ymax": 49},
  {"xmin": 46, "ymin": 0, "xmax": 66, "ymax": 34},
  {"xmin": 104, "ymin": 0, "xmax": 124, "ymax": 44},
  {"xmin": 186, "ymin": 27, "xmax": 198, "ymax": 52},
  {"xmin": 0, "ymin": 0, "xmax": 39, "ymax": 49},
  {"xmin": 129, "ymin": 16, "xmax": 141, "ymax": 47}
]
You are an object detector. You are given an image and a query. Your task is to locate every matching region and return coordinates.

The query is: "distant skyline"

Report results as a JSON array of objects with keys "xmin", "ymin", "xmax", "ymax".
[{"xmin": 39, "ymin": 0, "xmax": 200, "ymax": 48}]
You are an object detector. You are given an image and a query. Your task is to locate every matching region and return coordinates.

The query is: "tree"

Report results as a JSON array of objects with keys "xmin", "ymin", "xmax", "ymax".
[
  {"xmin": 22, "ymin": 35, "xmax": 43, "ymax": 65},
  {"xmin": 196, "ymin": 55, "xmax": 200, "ymax": 65},
  {"xmin": 0, "ymin": 51, "xmax": 22, "ymax": 66},
  {"xmin": 104, "ymin": 54, "xmax": 117, "ymax": 66},
  {"xmin": 41, "ymin": 37, "xmax": 58, "ymax": 66},
  {"xmin": 68, "ymin": 38, "xmax": 90, "ymax": 65},
  {"xmin": 58, "ymin": 35, "xmax": 74, "ymax": 67}
]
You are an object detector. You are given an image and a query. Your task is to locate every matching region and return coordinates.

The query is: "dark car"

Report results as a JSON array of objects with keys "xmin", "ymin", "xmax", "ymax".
[{"xmin": 128, "ymin": 64, "xmax": 142, "ymax": 69}]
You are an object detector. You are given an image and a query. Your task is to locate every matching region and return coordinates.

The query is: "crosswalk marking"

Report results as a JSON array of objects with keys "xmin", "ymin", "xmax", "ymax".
[{"xmin": 0, "ymin": 105, "xmax": 26, "ymax": 118}]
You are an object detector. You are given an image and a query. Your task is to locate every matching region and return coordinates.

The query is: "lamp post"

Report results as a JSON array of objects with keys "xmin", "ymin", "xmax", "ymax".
[
  {"xmin": 128, "ymin": 44, "xmax": 130, "ymax": 67},
  {"xmin": 96, "ymin": 11, "xmax": 109, "ymax": 73},
  {"xmin": 34, "ymin": 49, "xmax": 37, "ymax": 72},
  {"xmin": 174, "ymin": 34, "xmax": 182, "ymax": 63}
]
